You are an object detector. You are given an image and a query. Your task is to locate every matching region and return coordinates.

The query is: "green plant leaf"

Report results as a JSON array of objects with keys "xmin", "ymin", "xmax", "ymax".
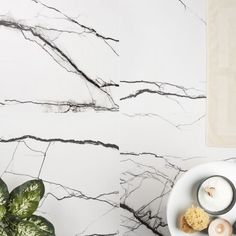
[
  {"xmin": 8, "ymin": 180, "xmax": 45, "ymax": 219},
  {"xmin": 4, "ymin": 227, "xmax": 14, "ymax": 236},
  {"xmin": 0, "ymin": 226, "xmax": 9, "ymax": 236},
  {"xmin": 0, "ymin": 178, "xmax": 9, "ymax": 206},
  {"xmin": 0, "ymin": 178, "xmax": 9, "ymax": 220},
  {"xmin": 24, "ymin": 215, "xmax": 55, "ymax": 236},
  {"xmin": 14, "ymin": 218, "xmax": 55, "ymax": 236},
  {"xmin": 15, "ymin": 221, "xmax": 40, "ymax": 236},
  {"xmin": 0, "ymin": 205, "xmax": 7, "ymax": 221},
  {"xmin": 3, "ymin": 214, "xmax": 21, "ymax": 232}
]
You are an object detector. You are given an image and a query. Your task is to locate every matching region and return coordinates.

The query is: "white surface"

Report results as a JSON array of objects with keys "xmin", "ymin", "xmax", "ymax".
[{"xmin": 167, "ymin": 162, "xmax": 236, "ymax": 236}]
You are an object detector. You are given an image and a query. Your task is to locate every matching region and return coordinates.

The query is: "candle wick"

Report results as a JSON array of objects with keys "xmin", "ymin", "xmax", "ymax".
[{"xmin": 204, "ymin": 186, "xmax": 215, "ymax": 197}]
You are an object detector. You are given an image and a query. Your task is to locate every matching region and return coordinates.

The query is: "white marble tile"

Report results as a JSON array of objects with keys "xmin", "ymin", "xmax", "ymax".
[
  {"xmin": 119, "ymin": 0, "xmax": 236, "ymax": 235},
  {"xmin": 0, "ymin": 0, "xmax": 119, "ymax": 235},
  {"xmin": 0, "ymin": 0, "xmax": 119, "ymax": 113},
  {"xmin": 0, "ymin": 135, "xmax": 119, "ymax": 236}
]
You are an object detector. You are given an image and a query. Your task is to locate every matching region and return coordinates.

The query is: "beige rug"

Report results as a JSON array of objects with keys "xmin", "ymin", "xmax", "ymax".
[{"xmin": 207, "ymin": 0, "xmax": 236, "ymax": 147}]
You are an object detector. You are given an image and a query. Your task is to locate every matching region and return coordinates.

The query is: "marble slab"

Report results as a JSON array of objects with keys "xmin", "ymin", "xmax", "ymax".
[
  {"xmin": 120, "ymin": 0, "xmax": 236, "ymax": 235},
  {"xmin": 0, "ymin": 0, "xmax": 119, "ymax": 235},
  {"xmin": 0, "ymin": 0, "xmax": 119, "ymax": 113}
]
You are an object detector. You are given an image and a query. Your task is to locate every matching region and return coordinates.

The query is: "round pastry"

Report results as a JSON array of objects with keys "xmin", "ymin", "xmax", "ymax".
[
  {"xmin": 178, "ymin": 214, "xmax": 195, "ymax": 233},
  {"xmin": 184, "ymin": 206, "xmax": 210, "ymax": 231},
  {"xmin": 208, "ymin": 219, "xmax": 232, "ymax": 236}
]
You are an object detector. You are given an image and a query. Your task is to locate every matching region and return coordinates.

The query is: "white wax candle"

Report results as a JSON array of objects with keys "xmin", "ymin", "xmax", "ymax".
[
  {"xmin": 208, "ymin": 219, "xmax": 233, "ymax": 236},
  {"xmin": 198, "ymin": 176, "xmax": 234, "ymax": 213}
]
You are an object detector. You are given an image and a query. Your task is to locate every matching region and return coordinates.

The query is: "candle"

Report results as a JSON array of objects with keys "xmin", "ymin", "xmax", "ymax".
[
  {"xmin": 208, "ymin": 219, "xmax": 232, "ymax": 236},
  {"xmin": 197, "ymin": 176, "xmax": 236, "ymax": 214}
]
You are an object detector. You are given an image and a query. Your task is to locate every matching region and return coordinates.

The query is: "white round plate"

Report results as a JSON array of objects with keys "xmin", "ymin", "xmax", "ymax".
[{"xmin": 167, "ymin": 161, "xmax": 236, "ymax": 236}]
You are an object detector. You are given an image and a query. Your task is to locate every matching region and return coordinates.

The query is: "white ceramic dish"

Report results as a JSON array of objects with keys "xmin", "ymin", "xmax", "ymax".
[{"xmin": 167, "ymin": 161, "xmax": 236, "ymax": 236}]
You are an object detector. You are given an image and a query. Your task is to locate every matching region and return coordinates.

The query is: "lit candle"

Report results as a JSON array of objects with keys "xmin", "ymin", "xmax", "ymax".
[
  {"xmin": 197, "ymin": 176, "xmax": 236, "ymax": 214},
  {"xmin": 208, "ymin": 219, "xmax": 232, "ymax": 236}
]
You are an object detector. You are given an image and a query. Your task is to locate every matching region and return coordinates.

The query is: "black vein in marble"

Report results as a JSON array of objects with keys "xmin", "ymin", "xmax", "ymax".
[
  {"xmin": 0, "ymin": 19, "xmax": 99, "ymax": 88},
  {"xmin": 83, "ymin": 233, "xmax": 119, "ymax": 236},
  {"xmin": 123, "ymin": 113, "xmax": 205, "ymax": 130},
  {"xmin": 120, "ymin": 80, "xmax": 206, "ymax": 101},
  {"xmin": 121, "ymin": 88, "xmax": 206, "ymax": 101},
  {"xmin": 31, "ymin": 0, "xmax": 119, "ymax": 55},
  {"xmin": 120, "ymin": 203, "xmax": 167, "ymax": 236},
  {"xmin": 96, "ymin": 78, "xmax": 119, "ymax": 88},
  {"xmin": 2, "ymin": 99, "xmax": 119, "ymax": 112},
  {"xmin": 120, "ymin": 80, "xmax": 204, "ymax": 93},
  {"xmin": 0, "ymin": 135, "xmax": 119, "ymax": 150},
  {"xmin": 120, "ymin": 151, "xmax": 236, "ymax": 235},
  {"xmin": 5, "ymin": 171, "xmax": 118, "ymax": 209},
  {"xmin": 1, "ymin": 139, "xmax": 119, "ymax": 207},
  {"xmin": 0, "ymin": 18, "xmax": 118, "ymax": 110},
  {"xmin": 176, "ymin": 114, "xmax": 205, "ymax": 128},
  {"xmin": 0, "ymin": 138, "xmax": 119, "ymax": 235},
  {"xmin": 178, "ymin": 0, "xmax": 187, "ymax": 9},
  {"xmin": 38, "ymin": 142, "xmax": 51, "ymax": 178},
  {"xmin": 120, "ymin": 152, "xmax": 188, "ymax": 235},
  {"xmin": 176, "ymin": 0, "xmax": 206, "ymax": 25},
  {"xmin": 121, "ymin": 80, "xmax": 206, "ymax": 132}
]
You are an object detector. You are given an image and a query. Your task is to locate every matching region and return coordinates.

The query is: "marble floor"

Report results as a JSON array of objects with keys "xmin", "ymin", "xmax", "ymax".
[{"xmin": 0, "ymin": 0, "xmax": 236, "ymax": 235}]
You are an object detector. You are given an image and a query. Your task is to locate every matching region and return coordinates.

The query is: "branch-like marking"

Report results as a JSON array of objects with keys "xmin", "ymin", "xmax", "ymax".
[
  {"xmin": 0, "ymin": 19, "xmax": 119, "ymax": 109},
  {"xmin": 83, "ymin": 233, "xmax": 119, "ymax": 236},
  {"xmin": 120, "ymin": 80, "xmax": 206, "ymax": 101},
  {"xmin": 123, "ymin": 112, "xmax": 205, "ymax": 130},
  {"xmin": 177, "ymin": 0, "xmax": 206, "ymax": 25},
  {"xmin": 120, "ymin": 152, "xmax": 236, "ymax": 234},
  {"xmin": 0, "ymin": 135, "xmax": 119, "ymax": 150},
  {"xmin": 5, "ymin": 171, "xmax": 118, "ymax": 210},
  {"xmin": 178, "ymin": 0, "xmax": 187, "ymax": 9},
  {"xmin": 32, "ymin": 0, "xmax": 119, "ymax": 42},
  {"xmin": 4, "ymin": 99, "xmax": 119, "ymax": 112},
  {"xmin": 120, "ymin": 203, "xmax": 166, "ymax": 236},
  {"xmin": 120, "ymin": 88, "xmax": 206, "ymax": 101},
  {"xmin": 120, "ymin": 152, "xmax": 188, "ymax": 234},
  {"xmin": 31, "ymin": 0, "xmax": 119, "ymax": 56},
  {"xmin": 38, "ymin": 142, "xmax": 51, "ymax": 178}
]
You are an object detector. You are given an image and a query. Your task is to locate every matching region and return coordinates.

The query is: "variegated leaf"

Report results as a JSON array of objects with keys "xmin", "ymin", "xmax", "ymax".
[
  {"xmin": 0, "ymin": 226, "xmax": 9, "ymax": 236},
  {"xmin": 8, "ymin": 180, "xmax": 45, "ymax": 219},
  {"xmin": 0, "ymin": 205, "xmax": 6, "ymax": 221},
  {"xmin": 0, "ymin": 178, "xmax": 9, "ymax": 206},
  {"xmin": 0, "ymin": 178, "xmax": 9, "ymax": 220},
  {"xmin": 15, "ymin": 220, "xmax": 54, "ymax": 236},
  {"xmin": 24, "ymin": 215, "xmax": 55, "ymax": 236}
]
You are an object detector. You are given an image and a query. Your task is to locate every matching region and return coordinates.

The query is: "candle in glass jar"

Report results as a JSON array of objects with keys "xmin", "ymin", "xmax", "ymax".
[
  {"xmin": 197, "ymin": 176, "xmax": 235, "ymax": 214},
  {"xmin": 208, "ymin": 219, "xmax": 232, "ymax": 236}
]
